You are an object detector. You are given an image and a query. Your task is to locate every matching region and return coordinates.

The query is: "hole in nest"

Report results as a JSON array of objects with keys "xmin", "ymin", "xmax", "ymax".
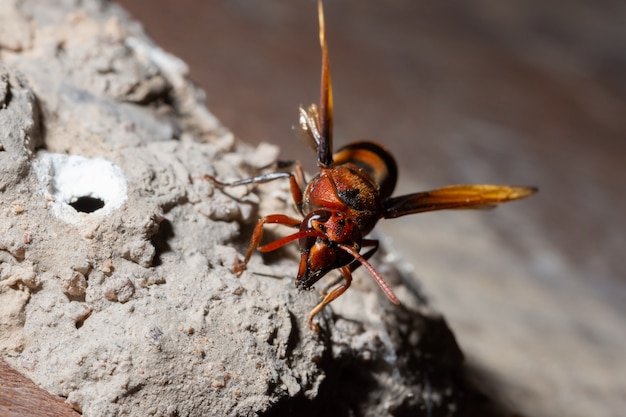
[
  {"xmin": 32, "ymin": 152, "xmax": 128, "ymax": 224},
  {"xmin": 70, "ymin": 196, "xmax": 105, "ymax": 213}
]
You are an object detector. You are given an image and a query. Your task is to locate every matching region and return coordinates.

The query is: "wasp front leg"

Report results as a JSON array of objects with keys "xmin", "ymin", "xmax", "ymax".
[
  {"xmin": 198, "ymin": 164, "xmax": 309, "ymax": 274},
  {"xmin": 235, "ymin": 214, "xmax": 302, "ymax": 275},
  {"xmin": 308, "ymin": 265, "xmax": 353, "ymax": 332}
]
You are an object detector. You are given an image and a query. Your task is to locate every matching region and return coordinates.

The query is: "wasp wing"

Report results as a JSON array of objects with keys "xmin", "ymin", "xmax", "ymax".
[
  {"xmin": 296, "ymin": 1, "xmax": 334, "ymax": 167},
  {"xmin": 383, "ymin": 184, "xmax": 537, "ymax": 219},
  {"xmin": 297, "ymin": 104, "xmax": 322, "ymax": 153},
  {"xmin": 316, "ymin": 0, "xmax": 333, "ymax": 167}
]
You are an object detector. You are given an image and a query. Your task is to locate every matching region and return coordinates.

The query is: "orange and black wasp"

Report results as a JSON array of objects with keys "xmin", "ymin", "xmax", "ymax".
[{"xmin": 207, "ymin": 1, "xmax": 537, "ymax": 332}]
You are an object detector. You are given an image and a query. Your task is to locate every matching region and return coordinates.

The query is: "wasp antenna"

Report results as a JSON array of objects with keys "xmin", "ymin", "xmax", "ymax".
[
  {"xmin": 258, "ymin": 230, "xmax": 326, "ymax": 253},
  {"xmin": 338, "ymin": 243, "xmax": 401, "ymax": 305},
  {"xmin": 317, "ymin": 0, "xmax": 334, "ymax": 168}
]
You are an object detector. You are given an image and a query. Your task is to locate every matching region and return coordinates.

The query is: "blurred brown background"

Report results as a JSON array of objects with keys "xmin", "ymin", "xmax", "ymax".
[{"xmin": 116, "ymin": 1, "xmax": 625, "ymax": 416}]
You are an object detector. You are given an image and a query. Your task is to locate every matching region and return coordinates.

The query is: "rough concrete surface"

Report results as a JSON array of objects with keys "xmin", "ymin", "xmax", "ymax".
[
  {"xmin": 0, "ymin": 1, "xmax": 476, "ymax": 416},
  {"xmin": 111, "ymin": 1, "xmax": 626, "ymax": 417}
]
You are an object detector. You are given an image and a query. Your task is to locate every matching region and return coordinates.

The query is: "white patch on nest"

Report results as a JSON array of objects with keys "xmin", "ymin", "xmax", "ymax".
[{"xmin": 32, "ymin": 152, "xmax": 128, "ymax": 224}]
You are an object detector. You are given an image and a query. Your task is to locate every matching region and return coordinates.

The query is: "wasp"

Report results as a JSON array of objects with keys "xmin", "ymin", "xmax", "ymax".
[{"xmin": 207, "ymin": 1, "xmax": 537, "ymax": 332}]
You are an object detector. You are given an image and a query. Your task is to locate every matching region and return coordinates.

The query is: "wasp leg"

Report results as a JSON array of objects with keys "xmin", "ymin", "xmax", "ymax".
[
  {"xmin": 308, "ymin": 265, "xmax": 352, "ymax": 332},
  {"xmin": 235, "ymin": 214, "xmax": 302, "ymax": 275},
  {"xmin": 201, "ymin": 163, "xmax": 307, "ymax": 214},
  {"xmin": 200, "ymin": 172, "xmax": 290, "ymax": 187},
  {"xmin": 318, "ymin": 275, "xmax": 343, "ymax": 299},
  {"xmin": 290, "ymin": 163, "xmax": 307, "ymax": 213}
]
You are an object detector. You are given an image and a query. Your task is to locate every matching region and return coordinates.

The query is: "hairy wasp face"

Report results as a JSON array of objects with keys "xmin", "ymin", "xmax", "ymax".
[{"xmin": 295, "ymin": 209, "xmax": 362, "ymax": 289}]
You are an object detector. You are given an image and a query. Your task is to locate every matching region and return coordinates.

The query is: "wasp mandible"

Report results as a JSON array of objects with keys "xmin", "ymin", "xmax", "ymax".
[{"xmin": 208, "ymin": 1, "xmax": 537, "ymax": 332}]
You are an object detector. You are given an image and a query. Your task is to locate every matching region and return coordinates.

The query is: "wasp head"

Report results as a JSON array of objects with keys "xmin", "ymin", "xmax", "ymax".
[{"xmin": 296, "ymin": 209, "xmax": 362, "ymax": 289}]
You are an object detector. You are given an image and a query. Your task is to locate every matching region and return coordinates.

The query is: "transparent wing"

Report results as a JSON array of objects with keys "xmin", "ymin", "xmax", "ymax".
[{"xmin": 297, "ymin": 104, "xmax": 322, "ymax": 153}]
